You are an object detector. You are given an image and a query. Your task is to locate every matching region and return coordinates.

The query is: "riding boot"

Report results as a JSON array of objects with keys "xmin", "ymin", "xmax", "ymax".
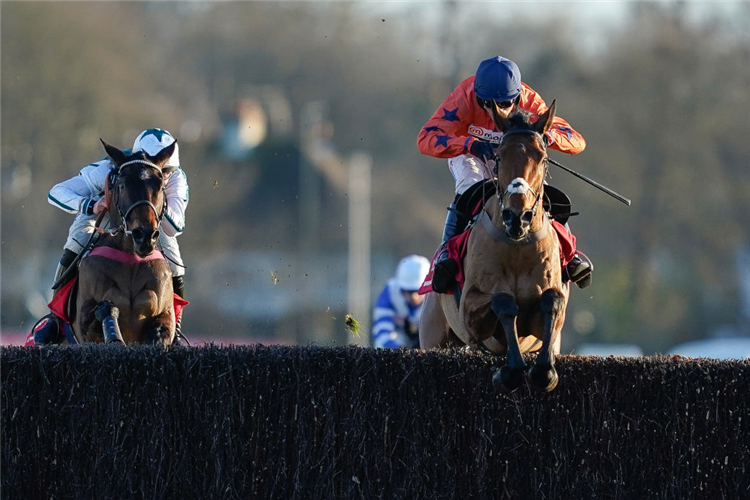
[
  {"xmin": 566, "ymin": 251, "xmax": 593, "ymax": 289},
  {"xmin": 172, "ymin": 275, "xmax": 189, "ymax": 345},
  {"xmin": 432, "ymin": 198, "xmax": 470, "ymax": 294},
  {"xmin": 33, "ymin": 250, "xmax": 79, "ymax": 345}
]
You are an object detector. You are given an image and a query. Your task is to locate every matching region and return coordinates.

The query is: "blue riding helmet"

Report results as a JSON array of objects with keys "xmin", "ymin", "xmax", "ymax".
[{"xmin": 473, "ymin": 56, "xmax": 522, "ymax": 102}]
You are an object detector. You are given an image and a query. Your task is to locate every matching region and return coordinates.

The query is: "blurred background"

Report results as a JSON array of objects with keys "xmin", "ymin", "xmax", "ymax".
[{"xmin": 2, "ymin": 1, "xmax": 749, "ymax": 355}]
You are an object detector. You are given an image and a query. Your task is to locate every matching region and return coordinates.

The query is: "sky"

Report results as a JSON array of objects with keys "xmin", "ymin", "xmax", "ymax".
[{"xmin": 355, "ymin": 0, "xmax": 747, "ymax": 54}]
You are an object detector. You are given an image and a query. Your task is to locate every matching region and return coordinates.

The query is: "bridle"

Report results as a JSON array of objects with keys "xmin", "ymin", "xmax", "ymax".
[
  {"xmin": 484, "ymin": 129, "xmax": 550, "ymax": 244},
  {"xmin": 103, "ymin": 159, "xmax": 167, "ymax": 238},
  {"xmin": 494, "ymin": 129, "xmax": 548, "ymax": 216}
]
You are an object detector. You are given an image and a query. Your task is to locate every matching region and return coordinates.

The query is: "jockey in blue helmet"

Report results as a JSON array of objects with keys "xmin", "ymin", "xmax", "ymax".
[{"xmin": 417, "ymin": 56, "xmax": 592, "ymax": 293}]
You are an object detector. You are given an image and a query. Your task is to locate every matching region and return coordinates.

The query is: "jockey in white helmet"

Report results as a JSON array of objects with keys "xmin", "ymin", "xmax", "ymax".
[
  {"xmin": 31, "ymin": 128, "xmax": 190, "ymax": 345},
  {"xmin": 371, "ymin": 255, "xmax": 431, "ymax": 349}
]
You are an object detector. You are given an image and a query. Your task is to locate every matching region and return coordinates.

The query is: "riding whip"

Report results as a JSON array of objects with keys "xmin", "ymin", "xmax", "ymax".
[{"xmin": 548, "ymin": 158, "xmax": 632, "ymax": 206}]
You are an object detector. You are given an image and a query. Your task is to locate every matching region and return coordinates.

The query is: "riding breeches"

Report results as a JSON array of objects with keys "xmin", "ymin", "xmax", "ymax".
[
  {"xmin": 63, "ymin": 213, "xmax": 186, "ymax": 277},
  {"xmin": 448, "ymin": 154, "xmax": 497, "ymax": 195}
]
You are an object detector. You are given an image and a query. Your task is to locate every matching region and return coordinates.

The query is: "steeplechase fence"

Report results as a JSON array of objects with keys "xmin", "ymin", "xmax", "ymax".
[{"xmin": 2, "ymin": 344, "xmax": 749, "ymax": 498}]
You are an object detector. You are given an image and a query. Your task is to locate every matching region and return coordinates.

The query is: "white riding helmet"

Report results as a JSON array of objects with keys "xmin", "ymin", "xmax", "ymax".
[
  {"xmin": 132, "ymin": 128, "xmax": 180, "ymax": 169},
  {"xmin": 396, "ymin": 254, "xmax": 431, "ymax": 291}
]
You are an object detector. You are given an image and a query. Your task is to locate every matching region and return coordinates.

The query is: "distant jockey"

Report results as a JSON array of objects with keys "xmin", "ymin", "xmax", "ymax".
[
  {"xmin": 30, "ymin": 128, "xmax": 190, "ymax": 345},
  {"xmin": 417, "ymin": 56, "xmax": 593, "ymax": 294},
  {"xmin": 372, "ymin": 255, "xmax": 431, "ymax": 349}
]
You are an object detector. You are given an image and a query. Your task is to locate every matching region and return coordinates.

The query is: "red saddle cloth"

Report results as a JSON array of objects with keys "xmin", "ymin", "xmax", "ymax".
[
  {"xmin": 418, "ymin": 219, "xmax": 577, "ymax": 295},
  {"xmin": 25, "ymin": 276, "xmax": 189, "ymax": 346}
]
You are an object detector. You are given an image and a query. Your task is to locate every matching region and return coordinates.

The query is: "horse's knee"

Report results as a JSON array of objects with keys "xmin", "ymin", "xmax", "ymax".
[
  {"xmin": 94, "ymin": 301, "xmax": 119, "ymax": 322},
  {"xmin": 491, "ymin": 292, "xmax": 518, "ymax": 319},
  {"xmin": 540, "ymin": 289, "xmax": 565, "ymax": 316}
]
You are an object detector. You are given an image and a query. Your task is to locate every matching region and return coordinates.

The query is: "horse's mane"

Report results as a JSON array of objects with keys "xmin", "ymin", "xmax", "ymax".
[{"xmin": 504, "ymin": 108, "xmax": 534, "ymax": 132}]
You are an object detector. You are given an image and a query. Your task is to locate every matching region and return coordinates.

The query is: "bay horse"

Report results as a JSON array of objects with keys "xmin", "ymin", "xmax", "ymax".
[
  {"xmin": 420, "ymin": 102, "xmax": 569, "ymax": 393},
  {"xmin": 73, "ymin": 141, "xmax": 177, "ymax": 345}
]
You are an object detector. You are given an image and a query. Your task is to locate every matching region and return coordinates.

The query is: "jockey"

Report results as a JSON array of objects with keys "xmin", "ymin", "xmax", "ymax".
[
  {"xmin": 417, "ymin": 56, "xmax": 593, "ymax": 293},
  {"xmin": 31, "ymin": 128, "xmax": 189, "ymax": 345},
  {"xmin": 371, "ymin": 255, "xmax": 431, "ymax": 349}
]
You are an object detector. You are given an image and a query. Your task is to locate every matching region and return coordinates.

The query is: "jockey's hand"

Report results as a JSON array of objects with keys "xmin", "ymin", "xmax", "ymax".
[
  {"xmin": 93, "ymin": 196, "xmax": 109, "ymax": 214},
  {"xmin": 470, "ymin": 140, "xmax": 495, "ymax": 162}
]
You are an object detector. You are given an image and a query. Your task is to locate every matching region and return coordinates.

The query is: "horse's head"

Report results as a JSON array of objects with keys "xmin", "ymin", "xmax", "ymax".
[
  {"xmin": 489, "ymin": 101, "xmax": 556, "ymax": 241},
  {"xmin": 101, "ymin": 140, "xmax": 177, "ymax": 257}
]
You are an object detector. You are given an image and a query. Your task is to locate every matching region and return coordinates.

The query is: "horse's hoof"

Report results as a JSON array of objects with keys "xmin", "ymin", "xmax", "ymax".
[
  {"xmin": 104, "ymin": 335, "xmax": 125, "ymax": 345},
  {"xmin": 528, "ymin": 364, "xmax": 558, "ymax": 393},
  {"xmin": 492, "ymin": 365, "xmax": 525, "ymax": 393}
]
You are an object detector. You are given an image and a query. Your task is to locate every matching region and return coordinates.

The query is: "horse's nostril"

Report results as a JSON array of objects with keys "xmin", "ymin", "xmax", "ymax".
[
  {"xmin": 521, "ymin": 211, "xmax": 534, "ymax": 225},
  {"xmin": 152, "ymin": 230, "xmax": 160, "ymax": 243},
  {"xmin": 502, "ymin": 209, "xmax": 514, "ymax": 225}
]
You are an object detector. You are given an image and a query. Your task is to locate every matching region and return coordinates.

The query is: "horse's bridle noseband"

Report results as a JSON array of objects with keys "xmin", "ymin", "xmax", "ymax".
[{"xmin": 105, "ymin": 159, "xmax": 167, "ymax": 238}]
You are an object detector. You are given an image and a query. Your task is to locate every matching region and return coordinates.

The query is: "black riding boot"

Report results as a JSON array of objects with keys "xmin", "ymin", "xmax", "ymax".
[
  {"xmin": 172, "ymin": 275, "xmax": 189, "ymax": 345},
  {"xmin": 432, "ymin": 198, "xmax": 470, "ymax": 294},
  {"xmin": 33, "ymin": 249, "xmax": 79, "ymax": 345},
  {"xmin": 566, "ymin": 251, "xmax": 593, "ymax": 289}
]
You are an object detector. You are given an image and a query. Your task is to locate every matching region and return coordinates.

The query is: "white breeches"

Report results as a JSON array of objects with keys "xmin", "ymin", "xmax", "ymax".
[{"xmin": 447, "ymin": 154, "xmax": 497, "ymax": 195}]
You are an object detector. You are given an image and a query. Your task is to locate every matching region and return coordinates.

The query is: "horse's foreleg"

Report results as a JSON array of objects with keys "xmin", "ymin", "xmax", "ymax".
[
  {"xmin": 93, "ymin": 300, "xmax": 124, "ymax": 344},
  {"xmin": 144, "ymin": 311, "xmax": 175, "ymax": 346},
  {"xmin": 490, "ymin": 292, "xmax": 526, "ymax": 393},
  {"xmin": 528, "ymin": 288, "xmax": 566, "ymax": 392}
]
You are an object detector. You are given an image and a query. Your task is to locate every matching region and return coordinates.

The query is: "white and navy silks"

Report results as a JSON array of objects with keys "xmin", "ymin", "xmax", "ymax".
[
  {"xmin": 47, "ymin": 153, "xmax": 189, "ymax": 277},
  {"xmin": 371, "ymin": 278, "xmax": 423, "ymax": 349}
]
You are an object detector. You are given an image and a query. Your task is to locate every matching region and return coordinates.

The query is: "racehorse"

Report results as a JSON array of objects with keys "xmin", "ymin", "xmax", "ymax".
[
  {"xmin": 73, "ymin": 141, "xmax": 178, "ymax": 345},
  {"xmin": 420, "ymin": 102, "xmax": 569, "ymax": 393}
]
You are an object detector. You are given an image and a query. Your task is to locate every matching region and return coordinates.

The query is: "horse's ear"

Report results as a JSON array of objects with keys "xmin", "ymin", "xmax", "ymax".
[
  {"xmin": 489, "ymin": 102, "xmax": 512, "ymax": 133},
  {"xmin": 149, "ymin": 141, "xmax": 177, "ymax": 170},
  {"xmin": 101, "ymin": 139, "xmax": 127, "ymax": 166},
  {"xmin": 535, "ymin": 100, "xmax": 556, "ymax": 136}
]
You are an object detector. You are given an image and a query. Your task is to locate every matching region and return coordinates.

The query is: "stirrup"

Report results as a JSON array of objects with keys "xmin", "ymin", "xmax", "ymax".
[{"xmin": 173, "ymin": 330, "xmax": 191, "ymax": 346}]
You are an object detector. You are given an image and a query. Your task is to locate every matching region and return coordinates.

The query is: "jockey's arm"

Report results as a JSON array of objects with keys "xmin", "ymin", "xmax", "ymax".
[
  {"xmin": 161, "ymin": 168, "xmax": 189, "ymax": 237},
  {"xmin": 417, "ymin": 78, "xmax": 476, "ymax": 159},
  {"xmin": 48, "ymin": 160, "xmax": 110, "ymax": 215},
  {"xmin": 523, "ymin": 85, "xmax": 586, "ymax": 154}
]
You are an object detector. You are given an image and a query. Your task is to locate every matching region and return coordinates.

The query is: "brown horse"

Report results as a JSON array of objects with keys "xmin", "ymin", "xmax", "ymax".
[
  {"xmin": 73, "ymin": 141, "xmax": 177, "ymax": 345},
  {"xmin": 420, "ymin": 102, "xmax": 569, "ymax": 393}
]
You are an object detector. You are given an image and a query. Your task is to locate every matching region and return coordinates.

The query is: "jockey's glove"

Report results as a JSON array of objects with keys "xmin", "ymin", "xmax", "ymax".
[{"xmin": 469, "ymin": 139, "xmax": 495, "ymax": 162}]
